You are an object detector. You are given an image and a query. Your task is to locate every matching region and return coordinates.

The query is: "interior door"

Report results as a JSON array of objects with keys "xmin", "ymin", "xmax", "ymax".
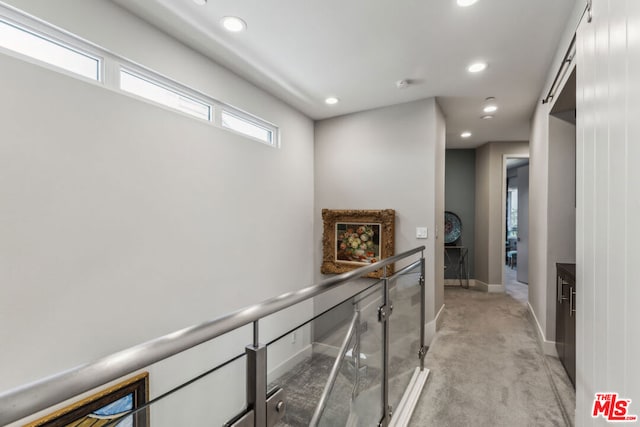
[{"xmin": 517, "ymin": 165, "xmax": 529, "ymax": 283}]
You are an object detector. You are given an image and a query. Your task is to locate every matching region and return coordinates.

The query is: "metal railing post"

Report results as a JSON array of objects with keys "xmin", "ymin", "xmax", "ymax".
[
  {"xmin": 380, "ymin": 266, "xmax": 391, "ymax": 426},
  {"xmin": 352, "ymin": 302, "xmax": 361, "ymax": 400},
  {"xmin": 246, "ymin": 321, "xmax": 267, "ymax": 426},
  {"xmin": 419, "ymin": 254, "xmax": 427, "ymax": 371}
]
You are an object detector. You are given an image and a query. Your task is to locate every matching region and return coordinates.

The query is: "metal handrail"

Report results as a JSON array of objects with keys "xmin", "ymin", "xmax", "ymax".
[{"xmin": 0, "ymin": 246, "xmax": 425, "ymax": 426}]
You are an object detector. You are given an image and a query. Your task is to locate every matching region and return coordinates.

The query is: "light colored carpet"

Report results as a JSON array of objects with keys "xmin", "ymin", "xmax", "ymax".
[
  {"xmin": 504, "ymin": 265, "xmax": 528, "ymax": 304},
  {"xmin": 409, "ymin": 287, "xmax": 573, "ymax": 426}
]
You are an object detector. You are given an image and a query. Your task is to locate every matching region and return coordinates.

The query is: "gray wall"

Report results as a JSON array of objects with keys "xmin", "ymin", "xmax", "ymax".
[
  {"xmin": 314, "ymin": 98, "xmax": 446, "ymax": 342},
  {"xmin": 445, "ymin": 149, "xmax": 476, "ymax": 277}
]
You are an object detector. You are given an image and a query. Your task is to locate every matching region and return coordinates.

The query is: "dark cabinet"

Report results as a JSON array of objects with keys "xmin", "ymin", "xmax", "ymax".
[{"xmin": 555, "ymin": 263, "xmax": 576, "ymax": 386}]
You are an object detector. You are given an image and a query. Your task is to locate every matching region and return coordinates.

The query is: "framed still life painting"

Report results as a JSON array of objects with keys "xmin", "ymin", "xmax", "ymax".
[
  {"xmin": 321, "ymin": 209, "xmax": 395, "ymax": 278},
  {"xmin": 24, "ymin": 372, "xmax": 149, "ymax": 427}
]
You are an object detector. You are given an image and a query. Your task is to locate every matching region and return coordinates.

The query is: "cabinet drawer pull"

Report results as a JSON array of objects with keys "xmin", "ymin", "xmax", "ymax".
[
  {"xmin": 569, "ymin": 287, "xmax": 576, "ymax": 316},
  {"xmin": 558, "ymin": 279, "xmax": 569, "ymax": 302}
]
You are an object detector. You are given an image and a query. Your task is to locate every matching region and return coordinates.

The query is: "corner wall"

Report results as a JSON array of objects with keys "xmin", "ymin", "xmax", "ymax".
[
  {"xmin": 474, "ymin": 141, "xmax": 529, "ymax": 287},
  {"xmin": 529, "ymin": 101, "xmax": 578, "ymax": 349},
  {"xmin": 528, "ymin": 0, "xmax": 584, "ymax": 353},
  {"xmin": 314, "ymin": 98, "xmax": 446, "ymax": 341},
  {"xmin": 545, "ymin": 116, "xmax": 576, "ymax": 340}
]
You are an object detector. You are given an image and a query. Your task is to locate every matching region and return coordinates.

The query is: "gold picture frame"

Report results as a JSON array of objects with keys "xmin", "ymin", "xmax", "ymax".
[
  {"xmin": 321, "ymin": 209, "xmax": 395, "ymax": 278},
  {"xmin": 24, "ymin": 372, "xmax": 149, "ymax": 427}
]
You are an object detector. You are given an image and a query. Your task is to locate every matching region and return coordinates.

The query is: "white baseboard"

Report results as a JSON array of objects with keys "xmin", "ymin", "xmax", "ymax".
[
  {"xmin": 527, "ymin": 303, "xmax": 558, "ymax": 357},
  {"xmin": 445, "ymin": 279, "xmax": 504, "ymax": 293},
  {"xmin": 470, "ymin": 279, "xmax": 504, "ymax": 293},
  {"xmin": 425, "ymin": 303, "xmax": 445, "ymax": 346},
  {"xmin": 388, "ymin": 367, "xmax": 430, "ymax": 427},
  {"xmin": 268, "ymin": 344, "xmax": 313, "ymax": 381}
]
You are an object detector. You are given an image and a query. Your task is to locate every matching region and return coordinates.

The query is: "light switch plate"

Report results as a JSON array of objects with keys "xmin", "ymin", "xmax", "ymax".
[{"xmin": 416, "ymin": 227, "xmax": 428, "ymax": 239}]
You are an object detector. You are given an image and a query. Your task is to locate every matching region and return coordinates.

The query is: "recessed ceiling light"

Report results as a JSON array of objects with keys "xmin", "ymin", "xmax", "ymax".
[
  {"xmin": 457, "ymin": 0, "xmax": 478, "ymax": 6},
  {"xmin": 325, "ymin": 97, "xmax": 339, "ymax": 105},
  {"xmin": 461, "ymin": 131, "xmax": 472, "ymax": 138},
  {"xmin": 483, "ymin": 105, "xmax": 498, "ymax": 113},
  {"xmin": 221, "ymin": 16, "xmax": 247, "ymax": 32},
  {"xmin": 482, "ymin": 115, "xmax": 494, "ymax": 119},
  {"xmin": 467, "ymin": 62, "xmax": 487, "ymax": 73},
  {"xmin": 193, "ymin": 0, "xmax": 207, "ymax": 5}
]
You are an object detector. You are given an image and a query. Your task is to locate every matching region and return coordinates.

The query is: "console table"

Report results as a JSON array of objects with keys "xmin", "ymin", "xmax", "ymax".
[{"xmin": 444, "ymin": 246, "xmax": 469, "ymax": 288}]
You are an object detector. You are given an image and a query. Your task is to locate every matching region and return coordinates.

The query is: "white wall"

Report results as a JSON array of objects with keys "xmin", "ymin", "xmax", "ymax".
[
  {"xmin": 516, "ymin": 164, "xmax": 530, "ymax": 284},
  {"xmin": 575, "ymin": 1, "xmax": 640, "ymax": 424},
  {"xmin": 474, "ymin": 141, "xmax": 529, "ymax": 287},
  {"xmin": 529, "ymin": 101, "xmax": 552, "ymax": 344},
  {"xmin": 0, "ymin": 1, "xmax": 314, "ymax": 425},
  {"xmin": 314, "ymin": 98, "xmax": 446, "ymax": 342}
]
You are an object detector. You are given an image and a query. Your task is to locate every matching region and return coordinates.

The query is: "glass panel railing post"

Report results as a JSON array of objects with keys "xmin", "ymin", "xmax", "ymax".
[
  {"xmin": 381, "ymin": 266, "xmax": 391, "ymax": 426},
  {"xmin": 246, "ymin": 320, "xmax": 267, "ymax": 426},
  {"xmin": 352, "ymin": 302, "xmax": 361, "ymax": 400},
  {"xmin": 309, "ymin": 310, "xmax": 359, "ymax": 426},
  {"xmin": 419, "ymin": 255, "xmax": 427, "ymax": 371}
]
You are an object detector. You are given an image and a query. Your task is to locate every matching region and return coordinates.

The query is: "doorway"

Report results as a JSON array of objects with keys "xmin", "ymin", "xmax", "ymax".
[{"xmin": 503, "ymin": 155, "xmax": 529, "ymax": 303}]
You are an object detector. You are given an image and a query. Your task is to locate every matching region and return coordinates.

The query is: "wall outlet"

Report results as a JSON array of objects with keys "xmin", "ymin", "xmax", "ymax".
[
  {"xmin": 291, "ymin": 331, "xmax": 297, "ymax": 344},
  {"xmin": 416, "ymin": 227, "xmax": 428, "ymax": 239}
]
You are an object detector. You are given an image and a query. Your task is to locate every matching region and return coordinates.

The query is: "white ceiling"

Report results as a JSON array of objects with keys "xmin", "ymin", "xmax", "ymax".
[{"xmin": 112, "ymin": 0, "xmax": 576, "ymax": 148}]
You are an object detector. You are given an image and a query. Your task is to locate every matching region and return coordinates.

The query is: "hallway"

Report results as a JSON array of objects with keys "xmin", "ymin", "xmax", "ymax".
[{"xmin": 410, "ymin": 287, "xmax": 575, "ymax": 426}]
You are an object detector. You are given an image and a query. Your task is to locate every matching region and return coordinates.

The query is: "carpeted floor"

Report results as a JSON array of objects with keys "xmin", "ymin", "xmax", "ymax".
[{"xmin": 409, "ymin": 287, "xmax": 574, "ymax": 426}]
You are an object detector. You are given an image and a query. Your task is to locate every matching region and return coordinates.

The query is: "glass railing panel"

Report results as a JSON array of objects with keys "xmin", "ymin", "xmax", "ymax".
[
  {"xmin": 149, "ymin": 323, "xmax": 252, "ymax": 394},
  {"xmin": 387, "ymin": 263, "xmax": 422, "ymax": 415},
  {"xmin": 1, "ymin": 248, "xmax": 428, "ymax": 427},
  {"xmin": 150, "ymin": 355, "xmax": 247, "ymax": 427},
  {"xmin": 267, "ymin": 284, "xmax": 383, "ymax": 426},
  {"xmin": 17, "ymin": 327, "xmax": 252, "ymax": 427},
  {"xmin": 80, "ymin": 353, "xmax": 248, "ymax": 427},
  {"xmin": 323, "ymin": 285, "xmax": 384, "ymax": 427}
]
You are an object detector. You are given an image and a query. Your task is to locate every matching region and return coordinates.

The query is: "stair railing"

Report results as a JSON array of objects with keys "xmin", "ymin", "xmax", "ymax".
[{"xmin": 0, "ymin": 246, "xmax": 426, "ymax": 427}]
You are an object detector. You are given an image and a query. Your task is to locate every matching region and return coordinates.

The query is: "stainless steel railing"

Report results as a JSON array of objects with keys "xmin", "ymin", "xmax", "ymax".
[{"xmin": 0, "ymin": 246, "xmax": 425, "ymax": 426}]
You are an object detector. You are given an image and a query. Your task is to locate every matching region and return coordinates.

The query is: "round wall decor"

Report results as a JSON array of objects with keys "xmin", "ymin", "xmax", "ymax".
[{"xmin": 444, "ymin": 211, "xmax": 462, "ymax": 244}]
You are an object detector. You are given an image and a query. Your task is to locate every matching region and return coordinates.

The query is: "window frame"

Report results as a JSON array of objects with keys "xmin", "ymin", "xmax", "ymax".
[
  {"xmin": 0, "ymin": 3, "xmax": 280, "ymax": 147},
  {"xmin": 119, "ymin": 67, "xmax": 213, "ymax": 122},
  {"xmin": 221, "ymin": 107, "xmax": 278, "ymax": 147},
  {"xmin": 0, "ymin": 8, "xmax": 103, "ymax": 82}
]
